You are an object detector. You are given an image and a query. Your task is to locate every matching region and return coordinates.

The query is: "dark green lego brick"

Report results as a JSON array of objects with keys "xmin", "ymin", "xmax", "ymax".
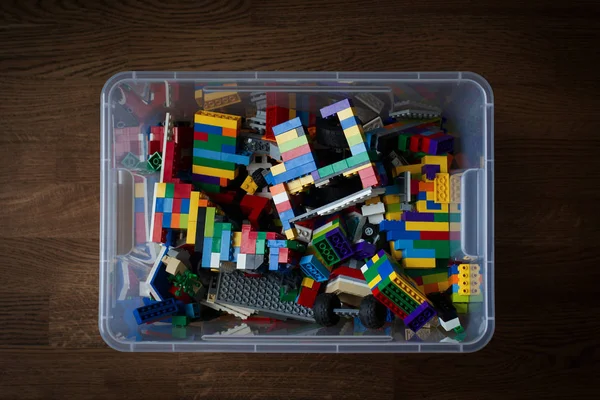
[
  {"xmin": 286, "ymin": 240, "xmax": 306, "ymax": 252},
  {"xmin": 197, "ymin": 183, "xmax": 221, "ymax": 193},
  {"xmin": 397, "ymin": 133, "xmax": 413, "ymax": 151},
  {"xmin": 380, "ymin": 283, "xmax": 416, "ymax": 315},
  {"xmin": 213, "ymin": 222, "xmax": 223, "ymax": 237},
  {"xmin": 257, "ymin": 232, "xmax": 267, "ymax": 240},
  {"xmin": 194, "ymin": 140, "xmax": 222, "ymax": 152},
  {"xmin": 165, "ymin": 183, "xmax": 175, "ymax": 198},
  {"xmin": 193, "ymin": 157, "xmax": 236, "ymax": 171},
  {"xmin": 379, "ymin": 276, "xmax": 419, "ymax": 313},
  {"xmin": 413, "ymin": 240, "xmax": 450, "ymax": 258},
  {"xmin": 279, "ymin": 287, "xmax": 299, "ymax": 303},
  {"xmin": 433, "ymin": 213, "xmax": 450, "ymax": 222},
  {"xmin": 171, "ymin": 315, "xmax": 190, "ymax": 327},
  {"xmin": 211, "ymin": 237, "xmax": 222, "ymax": 253},
  {"xmin": 312, "ymin": 236, "xmax": 340, "ymax": 266}
]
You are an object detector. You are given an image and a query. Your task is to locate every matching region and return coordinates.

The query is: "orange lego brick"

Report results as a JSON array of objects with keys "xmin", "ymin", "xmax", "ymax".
[
  {"xmin": 222, "ymin": 127, "xmax": 238, "ymax": 137},
  {"xmin": 419, "ymin": 181, "xmax": 435, "ymax": 192},
  {"xmin": 269, "ymin": 183, "xmax": 287, "ymax": 195}
]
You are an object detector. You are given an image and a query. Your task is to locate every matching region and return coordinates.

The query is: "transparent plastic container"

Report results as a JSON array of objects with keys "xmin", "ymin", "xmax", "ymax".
[{"xmin": 100, "ymin": 71, "xmax": 494, "ymax": 352}]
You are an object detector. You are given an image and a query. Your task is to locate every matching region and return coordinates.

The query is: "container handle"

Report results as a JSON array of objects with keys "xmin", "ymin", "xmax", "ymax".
[
  {"xmin": 116, "ymin": 169, "xmax": 135, "ymax": 256},
  {"xmin": 460, "ymin": 168, "xmax": 483, "ymax": 258}
]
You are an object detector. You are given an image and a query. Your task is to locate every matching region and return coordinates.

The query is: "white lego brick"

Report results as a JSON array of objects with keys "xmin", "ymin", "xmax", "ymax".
[
  {"xmin": 210, "ymin": 253, "xmax": 220, "ymax": 269},
  {"xmin": 313, "ymin": 221, "xmax": 333, "ymax": 236},
  {"xmin": 367, "ymin": 214, "xmax": 384, "ymax": 224},
  {"xmin": 237, "ymin": 253, "xmax": 247, "ymax": 270},
  {"xmin": 272, "ymin": 191, "xmax": 289, "ymax": 205},
  {"xmin": 294, "ymin": 224, "xmax": 313, "ymax": 243},
  {"xmin": 139, "ymin": 281, "xmax": 151, "ymax": 298},
  {"xmin": 439, "ymin": 317, "xmax": 461, "ymax": 332},
  {"xmin": 361, "ymin": 202, "xmax": 386, "ymax": 217}
]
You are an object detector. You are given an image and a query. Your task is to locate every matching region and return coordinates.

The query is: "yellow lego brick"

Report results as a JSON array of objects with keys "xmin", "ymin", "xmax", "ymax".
[
  {"xmin": 194, "ymin": 110, "xmax": 241, "ymax": 130},
  {"xmin": 284, "ymin": 228, "xmax": 297, "ymax": 239},
  {"xmin": 188, "ymin": 191, "xmax": 200, "ymax": 222},
  {"xmin": 241, "ymin": 176, "xmax": 258, "ymax": 194},
  {"xmin": 289, "ymin": 108, "xmax": 297, "ymax": 119},
  {"xmin": 365, "ymin": 196, "xmax": 381, "ymax": 205},
  {"xmin": 416, "ymin": 200, "xmax": 448, "ymax": 213},
  {"xmin": 271, "ymin": 162, "xmax": 287, "ymax": 176},
  {"xmin": 289, "ymin": 93, "xmax": 296, "ymax": 109},
  {"xmin": 155, "ymin": 183, "xmax": 166, "ymax": 198},
  {"xmin": 405, "ymin": 221, "xmax": 449, "ymax": 231},
  {"xmin": 389, "ymin": 242, "xmax": 402, "ymax": 259},
  {"xmin": 300, "ymin": 174, "xmax": 314, "ymax": 187},
  {"xmin": 342, "ymin": 162, "xmax": 375, "ymax": 177},
  {"xmin": 438, "ymin": 281, "xmax": 450, "ymax": 292},
  {"xmin": 434, "ymin": 173, "xmax": 450, "ymax": 204},
  {"xmin": 336, "ymin": 107, "xmax": 357, "ymax": 120},
  {"xmin": 422, "ymin": 156, "xmax": 448, "ymax": 173},
  {"xmin": 186, "ymin": 220, "xmax": 197, "ymax": 245},
  {"xmin": 383, "ymin": 195, "xmax": 400, "ymax": 205},
  {"xmin": 276, "ymin": 128, "xmax": 300, "ymax": 144},
  {"xmin": 233, "ymin": 231, "xmax": 242, "ymax": 247},
  {"xmin": 385, "ymin": 212, "xmax": 402, "ymax": 221},
  {"xmin": 389, "ymin": 272, "xmax": 427, "ymax": 304},
  {"xmin": 286, "ymin": 178, "xmax": 302, "ymax": 192},
  {"xmin": 395, "ymin": 164, "xmax": 423, "ymax": 176},
  {"xmin": 192, "ymin": 165, "xmax": 236, "ymax": 180},
  {"xmin": 367, "ymin": 274, "xmax": 382, "ymax": 289},
  {"xmin": 135, "ymin": 183, "xmax": 145, "ymax": 198},
  {"xmin": 301, "ymin": 277, "xmax": 315, "ymax": 289},
  {"xmin": 343, "ymin": 124, "xmax": 364, "ymax": 138},
  {"xmin": 426, "ymin": 191, "xmax": 435, "ymax": 200},
  {"xmin": 203, "ymin": 90, "xmax": 237, "ymax": 101},
  {"xmin": 402, "ymin": 258, "xmax": 436, "ymax": 269},
  {"xmin": 372, "ymin": 253, "xmax": 380, "ymax": 263}
]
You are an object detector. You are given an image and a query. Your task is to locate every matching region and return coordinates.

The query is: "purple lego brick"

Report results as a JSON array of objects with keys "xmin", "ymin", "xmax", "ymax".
[
  {"xmin": 429, "ymin": 135, "xmax": 454, "ymax": 155},
  {"xmin": 402, "ymin": 212, "xmax": 435, "ymax": 222},
  {"xmin": 421, "ymin": 164, "xmax": 440, "ymax": 181},
  {"xmin": 325, "ymin": 229, "xmax": 353, "ymax": 260},
  {"xmin": 403, "ymin": 302, "xmax": 437, "ymax": 332},
  {"xmin": 320, "ymin": 99, "xmax": 353, "ymax": 118},
  {"xmin": 191, "ymin": 174, "xmax": 220, "ymax": 184},
  {"xmin": 352, "ymin": 241, "xmax": 376, "ymax": 259},
  {"xmin": 311, "ymin": 170, "xmax": 320, "ymax": 181}
]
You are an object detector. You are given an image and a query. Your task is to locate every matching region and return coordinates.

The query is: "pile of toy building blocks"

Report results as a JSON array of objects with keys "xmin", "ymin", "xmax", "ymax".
[{"xmin": 120, "ymin": 87, "xmax": 482, "ymax": 340}]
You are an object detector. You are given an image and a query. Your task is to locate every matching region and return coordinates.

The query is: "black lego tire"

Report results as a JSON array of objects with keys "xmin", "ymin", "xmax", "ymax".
[
  {"xmin": 313, "ymin": 293, "xmax": 341, "ymax": 327},
  {"xmin": 359, "ymin": 294, "xmax": 387, "ymax": 329}
]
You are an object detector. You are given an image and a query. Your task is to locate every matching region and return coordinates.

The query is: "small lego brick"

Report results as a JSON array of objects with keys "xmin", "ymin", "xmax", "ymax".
[
  {"xmin": 281, "ymin": 143, "xmax": 312, "ymax": 162},
  {"xmin": 317, "ymin": 164, "xmax": 334, "ymax": 178},
  {"xmin": 349, "ymin": 142, "xmax": 368, "ymax": 154},
  {"xmin": 278, "ymin": 135, "xmax": 309, "ymax": 154},
  {"xmin": 271, "ymin": 162, "xmax": 287, "ymax": 176},
  {"xmin": 403, "ymin": 302, "xmax": 436, "ymax": 332},
  {"xmin": 299, "ymin": 254, "xmax": 331, "ymax": 282},
  {"xmin": 284, "ymin": 228, "xmax": 297, "ymax": 240},
  {"xmin": 340, "ymin": 116, "xmax": 361, "ymax": 130},
  {"xmin": 320, "ymin": 99, "xmax": 352, "ymax": 118},
  {"xmin": 361, "ymin": 202, "xmax": 386, "ymax": 217},
  {"xmin": 403, "ymin": 258, "xmax": 436, "ymax": 269},
  {"xmin": 272, "ymin": 117, "xmax": 303, "ymax": 136},
  {"xmin": 342, "ymin": 124, "xmax": 364, "ymax": 138},
  {"xmin": 336, "ymin": 106, "xmax": 357, "ymax": 120},
  {"xmin": 276, "ymin": 127, "xmax": 302, "ymax": 144}
]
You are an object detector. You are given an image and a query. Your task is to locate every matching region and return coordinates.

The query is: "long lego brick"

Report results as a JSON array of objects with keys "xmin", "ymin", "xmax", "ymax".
[
  {"xmin": 413, "ymin": 239, "xmax": 450, "ymax": 258},
  {"xmin": 133, "ymin": 298, "xmax": 179, "ymax": 325},
  {"xmin": 433, "ymin": 213, "xmax": 450, "ymax": 222},
  {"xmin": 220, "ymin": 152, "xmax": 250, "ymax": 166},
  {"xmin": 204, "ymin": 207, "xmax": 216, "ymax": 237},
  {"xmin": 402, "ymin": 212, "xmax": 434, "ymax": 222},
  {"xmin": 276, "ymin": 127, "xmax": 303, "ymax": 144},
  {"xmin": 312, "ymin": 235, "xmax": 340, "ymax": 267},
  {"xmin": 194, "ymin": 111, "xmax": 241, "ymax": 130},
  {"xmin": 281, "ymin": 143, "xmax": 312, "ymax": 162},
  {"xmin": 193, "ymin": 157, "xmax": 236, "ymax": 171},
  {"xmin": 271, "ymin": 161, "xmax": 316, "ymax": 185},
  {"xmin": 195, "ymin": 133, "xmax": 237, "ymax": 147},
  {"xmin": 272, "ymin": 117, "xmax": 302, "ymax": 136},
  {"xmin": 387, "ymin": 230, "xmax": 420, "ymax": 241},
  {"xmin": 405, "ymin": 221, "xmax": 449, "ymax": 232},
  {"xmin": 403, "ymin": 258, "xmax": 436, "ymax": 269},
  {"xmin": 193, "ymin": 207, "xmax": 206, "ymax": 251},
  {"xmin": 283, "ymin": 152, "xmax": 315, "ymax": 170},
  {"xmin": 325, "ymin": 229, "xmax": 354, "ymax": 261},
  {"xmin": 401, "ymin": 248, "xmax": 436, "ymax": 258},
  {"xmin": 201, "ymin": 237, "xmax": 213, "ymax": 267},
  {"xmin": 320, "ymin": 99, "xmax": 352, "ymax": 118},
  {"xmin": 192, "ymin": 165, "xmax": 236, "ymax": 180},
  {"xmin": 278, "ymin": 135, "xmax": 309, "ymax": 153},
  {"xmin": 372, "ymin": 287, "xmax": 408, "ymax": 319},
  {"xmin": 379, "ymin": 277, "xmax": 419, "ymax": 314},
  {"xmin": 194, "ymin": 123, "xmax": 223, "ymax": 136},
  {"xmin": 403, "ymin": 302, "xmax": 437, "ymax": 332}
]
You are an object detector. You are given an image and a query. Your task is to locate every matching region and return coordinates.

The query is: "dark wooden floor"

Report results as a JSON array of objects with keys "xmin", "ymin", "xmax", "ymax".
[{"xmin": 1, "ymin": 0, "xmax": 599, "ymax": 398}]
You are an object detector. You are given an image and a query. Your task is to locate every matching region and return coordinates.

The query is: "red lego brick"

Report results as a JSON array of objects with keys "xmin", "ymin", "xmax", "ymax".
[
  {"xmin": 241, "ymin": 225, "xmax": 255, "ymax": 254},
  {"xmin": 172, "ymin": 198, "xmax": 182, "ymax": 213},
  {"xmin": 411, "ymin": 179, "xmax": 420, "ymax": 194},
  {"xmin": 162, "ymin": 141, "xmax": 176, "ymax": 183},
  {"xmin": 329, "ymin": 266, "xmax": 365, "ymax": 281},
  {"xmin": 194, "ymin": 131, "xmax": 208, "ymax": 142},
  {"xmin": 173, "ymin": 183, "xmax": 192, "ymax": 199},
  {"xmin": 278, "ymin": 248, "xmax": 290, "ymax": 263},
  {"xmin": 241, "ymin": 195, "xmax": 271, "ymax": 228},
  {"xmin": 372, "ymin": 287, "xmax": 408, "ymax": 319},
  {"xmin": 150, "ymin": 125, "xmax": 164, "ymax": 140},
  {"xmin": 148, "ymin": 140, "xmax": 162, "ymax": 155},
  {"xmin": 281, "ymin": 143, "xmax": 312, "ymax": 162},
  {"xmin": 419, "ymin": 132, "xmax": 445, "ymax": 153},
  {"xmin": 265, "ymin": 106, "xmax": 290, "ymax": 141},
  {"xmin": 249, "ymin": 231, "xmax": 258, "ymax": 240},
  {"xmin": 296, "ymin": 285, "xmax": 320, "ymax": 308},
  {"xmin": 420, "ymin": 231, "xmax": 450, "ymax": 240},
  {"xmin": 409, "ymin": 134, "xmax": 423, "ymax": 153},
  {"xmin": 152, "ymin": 213, "xmax": 163, "ymax": 242},
  {"xmin": 266, "ymin": 232, "xmax": 280, "ymax": 240},
  {"xmin": 275, "ymin": 200, "xmax": 292, "ymax": 213}
]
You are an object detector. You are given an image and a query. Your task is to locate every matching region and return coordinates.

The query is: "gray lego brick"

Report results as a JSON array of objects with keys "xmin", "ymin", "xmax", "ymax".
[{"xmin": 215, "ymin": 271, "xmax": 315, "ymax": 322}]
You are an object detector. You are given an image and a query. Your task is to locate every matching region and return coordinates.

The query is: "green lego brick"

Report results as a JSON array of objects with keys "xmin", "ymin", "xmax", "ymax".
[
  {"xmin": 221, "ymin": 223, "xmax": 232, "ymax": 231},
  {"xmin": 312, "ymin": 236, "xmax": 339, "ymax": 266},
  {"xmin": 346, "ymin": 152, "xmax": 370, "ymax": 168},
  {"xmin": 147, "ymin": 152, "xmax": 162, "ymax": 171},
  {"xmin": 256, "ymin": 239, "xmax": 266, "ymax": 255},
  {"xmin": 193, "ymin": 157, "xmax": 236, "ymax": 171},
  {"xmin": 279, "ymin": 135, "xmax": 308, "ymax": 153},
  {"xmin": 449, "ymin": 213, "xmax": 461, "ymax": 222},
  {"xmin": 179, "ymin": 214, "xmax": 188, "ymax": 229},
  {"xmin": 194, "ymin": 140, "xmax": 222, "ymax": 152},
  {"xmin": 165, "ymin": 183, "xmax": 175, "ymax": 198},
  {"xmin": 171, "ymin": 315, "xmax": 190, "ymax": 327},
  {"xmin": 257, "ymin": 232, "xmax": 267, "ymax": 240},
  {"xmin": 454, "ymin": 303, "xmax": 468, "ymax": 314},
  {"xmin": 197, "ymin": 183, "xmax": 221, "ymax": 193},
  {"xmin": 213, "ymin": 222, "xmax": 223, "ymax": 237},
  {"xmin": 212, "ymin": 238, "xmax": 222, "ymax": 253},
  {"xmin": 367, "ymin": 150, "xmax": 379, "ymax": 161},
  {"xmin": 433, "ymin": 213, "xmax": 450, "ymax": 222},
  {"xmin": 279, "ymin": 287, "xmax": 299, "ymax": 303},
  {"xmin": 317, "ymin": 165, "xmax": 334, "ymax": 178},
  {"xmin": 362, "ymin": 262, "xmax": 381, "ymax": 284},
  {"xmin": 286, "ymin": 240, "xmax": 306, "ymax": 252},
  {"xmin": 386, "ymin": 203, "xmax": 401, "ymax": 213},
  {"xmin": 414, "ymin": 151, "xmax": 426, "ymax": 159},
  {"xmin": 397, "ymin": 133, "xmax": 413, "ymax": 151},
  {"xmin": 204, "ymin": 207, "xmax": 216, "ymax": 237},
  {"xmin": 313, "ymin": 219, "xmax": 340, "ymax": 239},
  {"xmin": 421, "ymin": 272, "xmax": 448, "ymax": 285},
  {"xmin": 379, "ymin": 278, "xmax": 418, "ymax": 314},
  {"xmin": 346, "ymin": 133, "xmax": 365, "ymax": 147},
  {"xmin": 451, "ymin": 292, "xmax": 483, "ymax": 303},
  {"xmin": 332, "ymin": 159, "xmax": 349, "ymax": 173},
  {"xmin": 413, "ymin": 240, "xmax": 450, "ymax": 258},
  {"xmin": 404, "ymin": 264, "xmax": 448, "ymax": 279}
]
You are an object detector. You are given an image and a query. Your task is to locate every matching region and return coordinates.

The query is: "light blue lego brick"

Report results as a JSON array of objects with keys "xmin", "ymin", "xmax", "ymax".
[
  {"xmin": 221, "ymin": 144, "xmax": 236, "ymax": 154},
  {"xmin": 201, "ymin": 237, "xmax": 213, "ymax": 267},
  {"xmin": 426, "ymin": 200, "xmax": 442, "ymax": 210},
  {"xmin": 349, "ymin": 142, "xmax": 367, "ymax": 155},
  {"xmin": 193, "ymin": 147, "xmax": 222, "ymax": 160},
  {"xmin": 233, "ymin": 246, "xmax": 240, "ymax": 262},
  {"xmin": 264, "ymin": 171, "xmax": 274, "ymax": 185},
  {"xmin": 272, "ymin": 161, "xmax": 317, "ymax": 185},
  {"xmin": 394, "ymin": 239, "xmax": 415, "ymax": 250},
  {"xmin": 417, "ymin": 192, "xmax": 427, "ymax": 200},
  {"xmin": 299, "ymin": 255, "xmax": 330, "ymax": 282},
  {"xmin": 220, "ymin": 152, "xmax": 251, "ymax": 166},
  {"xmin": 267, "ymin": 240, "xmax": 287, "ymax": 248},
  {"xmin": 278, "ymin": 209, "xmax": 296, "ymax": 223},
  {"xmin": 385, "ymin": 185, "xmax": 401, "ymax": 195},
  {"xmin": 450, "ymin": 283, "xmax": 460, "ymax": 293},
  {"xmin": 220, "ymin": 230, "xmax": 232, "ymax": 261},
  {"xmin": 194, "ymin": 123, "xmax": 223, "ymax": 135},
  {"xmin": 273, "ymin": 117, "xmax": 302, "ymax": 136},
  {"xmin": 402, "ymin": 248, "xmax": 436, "ymax": 258},
  {"xmin": 340, "ymin": 116, "xmax": 361, "ymax": 130},
  {"xmin": 269, "ymin": 254, "xmax": 280, "ymax": 271},
  {"xmin": 283, "ymin": 153, "xmax": 316, "ymax": 170},
  {"xmin": 163, "ymin": 198, "xmax": 173, "ymax": 212}
]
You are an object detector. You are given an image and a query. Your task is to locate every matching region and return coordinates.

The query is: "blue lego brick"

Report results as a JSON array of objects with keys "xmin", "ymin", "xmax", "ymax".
[
  {"xmin": 267, "ymin": 239, "xmax": 287, "ymax": 248},
  {"xmin": 221, "ymin": 152, "xmax": 251, "ymax": 165},
  {"xmin": 155, "ymin": 197, "xmax": 164, "ymax": 212},
  {"xmin": 163, "ymin": 198, "xmax": 173, "ymax": 213},
  {"xmin": 193, "ymin": 147, "xmax": 222, "ymax": 160},
  {"xmin": 221, "ymin": 144, "xmax": 236, "ymax": 154},
  {"xmin": 135, "ymin": 198, "xmax": 145, "ymax": 213},
  {"xmin": 162, "ymin": 212, "xmax": 172, "ymax": 228},
  {"xmin": 264, "ymin": 171, "xmax": 274, "ymax": 185},
  {"xmin": 185, "ymin": 303, "xmax": 201, "ymax": 319},
  {"xmin": 297, "ymin": 110, "xmax": 309, "ymax": 126},
  {"xmin": 273, "ymin": 117, "xmax": 302, "ymax": 136},
  {"xmin": 220, "ymin": 230, "xmax": 232, "ymax": 261},
  {"xmin": 394, "ymin": 239, "xmax": 415, "ymax": 250},
  {"xmin": 201, "ymin": 237, "xmax": 213, "ymax": 267},
  {"xmin": 380, "ymin": 220, "xmax": 406, "ymax": 232},
  {"xmin": 340, "ymin": 116, "xmax": 361, "ymax": 130},
  {"xmin": 449, "ymin": 264, "xmax": 460, "ymax": 274},
  {"xmin": 386, "ymin": 229, "xmax": 421, "ymax": 241},
  {"xmin": 180, "ymin": 198, "xmax": 190, "ymax": 214},
  {"xmin": 426, "ymin": 200, "xmax": 442, "ymax": 210},
  {"xmin": 349, "ymin": 142, "xmax": 368, "ymax": 155},
  {"xmin": 269, "ymin": 254, "xmax": 280, "ymax": 271},
  {"xmin": 404, "ymin": 302, "xmax": 437, "ymax": 332},
  {"xmin": 375, "ymin": 259, "xmax": 397, "ymax": 280},
  {"xmin": 299, "ymin": 255, "xmax": 330, "ymax": 282},
  {"xmin": 283, "ymin": 153, "xmax": 316, "ymax": 170},
  {"xmin": 271, "ymin": 161, "xmax": 317, "ymax": 185},
  {"xmin": 194, "ymin": 123, "xmax": 223, "ymax": 135},
  {"xmin": 450, "ymin": 283, "xmax": 460, "ymax": 293},
  {"xmin": 384, "ymin": 185, "xmax": 401, "ymax": 195},
  {"xmin": 133, "ymin": 298, "xmax": 178, "ymax": 325},
  {"xmin": 417, "ymin": 192, "xmax": 427, "ymax": 200},
  {"xmin": 402, "ymin": 248, "xmax": 437, "ymax": 258},
  {"xmin": 233, "ymin": 246, "xmax": 240, "ymax": 262}
]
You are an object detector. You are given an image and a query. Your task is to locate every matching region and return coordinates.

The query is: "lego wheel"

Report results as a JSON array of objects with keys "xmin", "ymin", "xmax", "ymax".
[
  {"xmin": 313, "ymin": 293, "xmax": 341, "ymax": 327},
  {"xmin": 315, "ymin": 118, "xmax": 348, "ymax": 149},
  {"xmin": 358, "ymin": 295, "xmax": 387, "ymax": 329}
]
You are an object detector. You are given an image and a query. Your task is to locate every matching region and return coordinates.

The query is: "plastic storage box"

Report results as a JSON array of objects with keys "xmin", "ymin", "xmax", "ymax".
[{"xmin": 100, "ymin": 71, "xmax": 494, "ymax": 352}]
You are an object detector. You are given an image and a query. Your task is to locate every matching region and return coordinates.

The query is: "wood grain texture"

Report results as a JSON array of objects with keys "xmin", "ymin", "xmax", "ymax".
[{"xmin": 1, "ymin": 0, "xmax": 599, "ymax": 398}]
